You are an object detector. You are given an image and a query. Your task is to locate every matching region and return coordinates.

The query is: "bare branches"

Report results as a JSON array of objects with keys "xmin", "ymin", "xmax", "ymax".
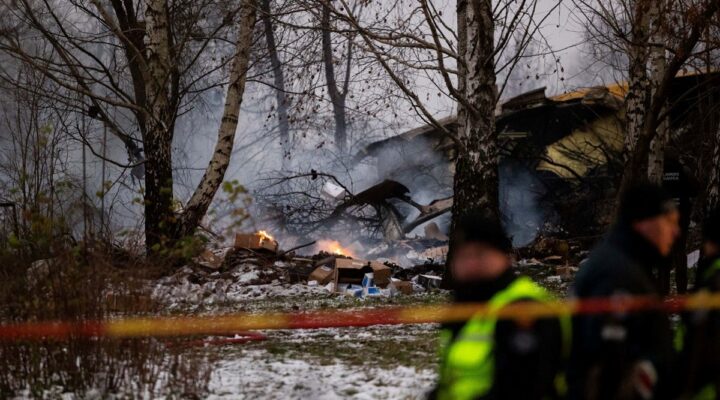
[{"xmin": 179, "ymin": 0, "xmax": 258, "ymax": 236}]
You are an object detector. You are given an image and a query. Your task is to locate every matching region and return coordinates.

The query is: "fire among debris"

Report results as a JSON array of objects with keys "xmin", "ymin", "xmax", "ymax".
[
  {"xmin": 257, "ymin": 230, "xmax": 274, "ymax": 244},
  {"xmin": 316, "ymin": 239, "xmax": 354, "ymax": 258},
  {"xmin": 235, "ymin": 231, "xmax": 279, "ymax": 253}
]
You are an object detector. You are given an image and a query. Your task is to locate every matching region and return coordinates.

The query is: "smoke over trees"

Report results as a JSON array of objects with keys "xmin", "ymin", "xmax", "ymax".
[{"xmin": 0, "ymin": 0, "xmax": 718, "ymax": 264}]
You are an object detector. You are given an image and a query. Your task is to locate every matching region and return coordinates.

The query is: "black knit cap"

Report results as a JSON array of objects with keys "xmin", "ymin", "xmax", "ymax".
[
  {"xmin": 450, "ymin": 212, "xmax": 513, "ymax": 254},
  {"xmin": 704, "ymin": 208, "xmax": 720, "ymax": 245},
  {"xmin": 618, "ymin": 182, "xmax": 677, "ymax": 223}
]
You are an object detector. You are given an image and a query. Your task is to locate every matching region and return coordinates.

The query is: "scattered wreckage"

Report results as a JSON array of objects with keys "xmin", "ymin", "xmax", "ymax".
[
  {"xmin": 174, "ymin": 229, "xmax": 580, "ymax": 309},
  {"xmin": 183, "ymin": 231, "xmax": 446, "ymax": 304}
]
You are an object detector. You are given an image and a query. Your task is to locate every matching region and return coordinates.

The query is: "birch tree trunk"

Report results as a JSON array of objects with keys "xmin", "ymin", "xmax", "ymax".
[
  {"xmin": 443, "ymin": 0, "xmax": 499, "ymax": 288},
  {"xmin": 647, "ymin": 108, "xmax": 668, "ymax": 182},
  {"xmin": 647, "ymin": 1, "xmax": 668, "ymax": 183},
  {"xmin": 618, "ymin": 0, "xmax": 719, "ymax": 197},
  {"xmin": 260, "ymin": 0, "xmax": 291, "ymax": 167},
  {"xmin": 144, "ymin": 0, "xmax": 178, "ymax": 251},
  {"xmin": 178, "ymin": 0, "xmax": 258, "ymax": 237},
  {"xmin": 452, "ymin": 0, "xmax": 499, "ymax": 223},
  {"xmin": 624, "ymin": 1, "xmax": 651, "ymax": 160}
]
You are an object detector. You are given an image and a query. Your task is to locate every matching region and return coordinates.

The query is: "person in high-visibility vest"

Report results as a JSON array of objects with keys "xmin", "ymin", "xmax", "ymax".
[
  {"xmin": 430, "ymin": 213, "xmax": 570, "ymax": 400},
  {"xmin": 676, "ymin": 209, "xmax": 720, "ymax": 399}
]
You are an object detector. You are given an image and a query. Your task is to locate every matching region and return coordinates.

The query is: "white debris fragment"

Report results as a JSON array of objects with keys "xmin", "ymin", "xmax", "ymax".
[
  {"xmin": 545, "ymin": 275, "xmax": 562, "ymax": 283},
  {"xmin": 322, "ymin": 181, "xmax": 347, "ymax": 200},
  {"xmin": 688, "ymin": 249, "xmax": 700, "ymax": 269},
  {"xmin": 152, "ymin": 263, "xmax": 329, "ymax": 309}
]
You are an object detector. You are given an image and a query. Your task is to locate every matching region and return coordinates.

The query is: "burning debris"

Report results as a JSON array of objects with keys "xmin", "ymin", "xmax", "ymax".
[
  {"xmin": 235, "ymin": 231, "xmax": 280, "ymax": 253},
  {"xmin": 154, "ymin": 230, "xmax": 453, "ymax": 309},
  {"xmin": 154, "ymin": 221, "xmax": 588, "ymax": 311},
  {"xmin": 315, "ymin": 239, "xmax": 355, "ymax": 258},
  {"xmin": 156, "ymin": 224, "xmax": 587, "ymax": 311}
]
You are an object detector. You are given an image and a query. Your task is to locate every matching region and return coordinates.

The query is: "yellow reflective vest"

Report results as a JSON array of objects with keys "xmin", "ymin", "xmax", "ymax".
[{"xmin": 436, "ymin": 276, "xmax": 571, "ymax": 400}]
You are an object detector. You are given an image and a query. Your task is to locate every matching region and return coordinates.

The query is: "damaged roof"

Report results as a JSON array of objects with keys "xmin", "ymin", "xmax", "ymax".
[
  {"xmin": 356, "ymin": 71, "xmax": 720, "ymax": 179},
  {"xmin": 356, "ymin": 83, "xmax": 624, "ymax": 161}
]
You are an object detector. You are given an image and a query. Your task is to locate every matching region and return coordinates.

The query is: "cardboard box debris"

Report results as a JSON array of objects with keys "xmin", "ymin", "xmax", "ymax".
[
  {"xmin": 555, "ymin": 265, "xmax": 577, "ymax": 281},
  {"xmin": 370, "ymin": 262, "xmax": 391, "ymax": 288},
  {"xmin": 416, "ymin": 245, "xmax": 449, "ymax": 262},
  {"xmin": 308, "ymin": 264, "xmax": 335, "ymax": 285},
  {"xmin": 234, "ymin": 233, "xmax": 278, "ymax": 253},
  {"xmin": 334, "ymin": 258, "xmax": 373, "ymax": 290},
  {"xmin": 389, "ymin": 280, "xmax": 414, "ymax": 295},
  {"xmin": 309, "ymin": 257, "xmax": 393, "ymax": 296},
  {"xmin": 416, "ymin": 274, "xmax": 442, "ymax": 290},
  {"xmin": 332, "ymin": 258, "xmax": 391, "ymax": 290}
]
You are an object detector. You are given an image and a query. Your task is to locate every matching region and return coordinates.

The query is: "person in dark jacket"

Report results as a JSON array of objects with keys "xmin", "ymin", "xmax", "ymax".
[
  {"xmin": 430, "ymin": 213, "xmax": 569, "ymax": 400},
  {"xmin": 568, "ymin": 183, "xmax": 680, "ymax": 400},
  {"xmin": 676, "ymin": 209, "xmax": 720, "ymax": 398}
]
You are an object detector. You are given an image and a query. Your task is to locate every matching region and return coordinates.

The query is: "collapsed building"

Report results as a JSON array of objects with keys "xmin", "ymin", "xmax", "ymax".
[{"xmin": 352, "ymin": 71, "xmax": 720, "ymax": 244}]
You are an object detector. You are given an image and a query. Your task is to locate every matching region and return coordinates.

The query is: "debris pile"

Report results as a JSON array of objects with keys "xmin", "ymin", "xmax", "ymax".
[
  {"xmin": 512, "ymin": 235, "xmax": 591, "ymax": 293},
  {"xmin": 366, "ymin": 238, "xmax": 449, "ymax": 266},
  {"xmin": 153, "ymin": 231, "xmax": 446, "ymax": 308},
  {"xmin": 308, "ymin": 256, "xmax": 418, "ymax": 298}
]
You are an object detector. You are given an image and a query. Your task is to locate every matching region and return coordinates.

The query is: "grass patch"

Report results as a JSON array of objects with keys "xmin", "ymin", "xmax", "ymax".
[
  {"xmin": 0, "ymin": 249, "xmax": 215, "ymax": 399},
  {"xmin": 211, "ymin": 323, "xmax": 440, "ymax": 373}
]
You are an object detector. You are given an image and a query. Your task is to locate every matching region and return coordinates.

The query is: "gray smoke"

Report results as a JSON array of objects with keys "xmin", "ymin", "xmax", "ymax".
[{"xmin": 499, "ymin": 161, "xmax": 546, "ymax": 246}]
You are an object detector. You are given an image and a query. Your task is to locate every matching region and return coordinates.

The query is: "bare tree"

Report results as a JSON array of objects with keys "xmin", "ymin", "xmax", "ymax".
[
  {"xmin": 318, "ymin": 0, "xmax": 560, "ymax": 228},
  {"xmin": 575, "ymin": 0, "xmax": 720, "ymax": 194},
  {"xmin": 0, "ymin": 62, "xmax": 81, "ymax": 251},
  {"xmin": 176, "ymin": 1, "xmax": 258, "ymax": 239},
  {"xmin": 320, "ymin": 3, "xmax": 353, "ymax": 154},
  {"xmin": 0, "ymin": 0, "xmax": 259, "ymax": 252},
  {"xmin": 259, "ymin": 0, "xmax": 291, "ymax": 165}
]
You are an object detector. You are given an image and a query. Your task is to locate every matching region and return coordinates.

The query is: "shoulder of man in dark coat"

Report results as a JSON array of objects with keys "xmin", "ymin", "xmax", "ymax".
[
  {"xmin": 574, "ymin": 226, "xmax": 657, "ymax": 298},
  {"xmin": 574, "ymin": 240, "xmax": 629, "ymax": 296}
]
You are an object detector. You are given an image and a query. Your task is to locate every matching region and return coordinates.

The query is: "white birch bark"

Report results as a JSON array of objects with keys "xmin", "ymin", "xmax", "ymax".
[
  {"xmin": 452, "ymin": 0, "xmax": 499, "ymax": 222},
  {"xmin": 179, "ymin": 0, "xmax": 258, "ymax": 236},
  {"xmin": 624, "ymin": 1, "xmax": 651, "ymax": 159},
  {"xmin": 647, "ymin": 0, "xmax": 668, "ymax": 183}
]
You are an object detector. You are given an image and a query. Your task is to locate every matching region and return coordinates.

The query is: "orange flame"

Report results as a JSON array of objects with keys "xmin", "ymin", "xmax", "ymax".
[
  {"xmin": 257, "ymin": 230, "xmax": 275, "ymax": 243},
  {"xmin": 317, "ymin": 239, "xmax": 354, "ymax": 258}
]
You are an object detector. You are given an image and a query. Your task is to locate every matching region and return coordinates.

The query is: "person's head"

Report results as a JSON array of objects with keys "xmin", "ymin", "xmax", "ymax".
[
  {"xmin": 619, "ymin": 182, "xmax": 680, "ymax": 256},
  {"xmin": 449, "ymin": 213, "xmax": 513, "ymax": 283},
  {"xmin": 702, "ymin": 209, "xmax": 720, "ymax": 259}
]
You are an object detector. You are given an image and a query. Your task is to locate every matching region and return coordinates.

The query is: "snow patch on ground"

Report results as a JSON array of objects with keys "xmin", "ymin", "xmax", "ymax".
[
  {"xmin": 207, "ymin": 349, "xmax": 436, "ymax": 399},
  {"xmin": 206, "ymin": 324, "xmax": 438, "ymax": 399}
]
